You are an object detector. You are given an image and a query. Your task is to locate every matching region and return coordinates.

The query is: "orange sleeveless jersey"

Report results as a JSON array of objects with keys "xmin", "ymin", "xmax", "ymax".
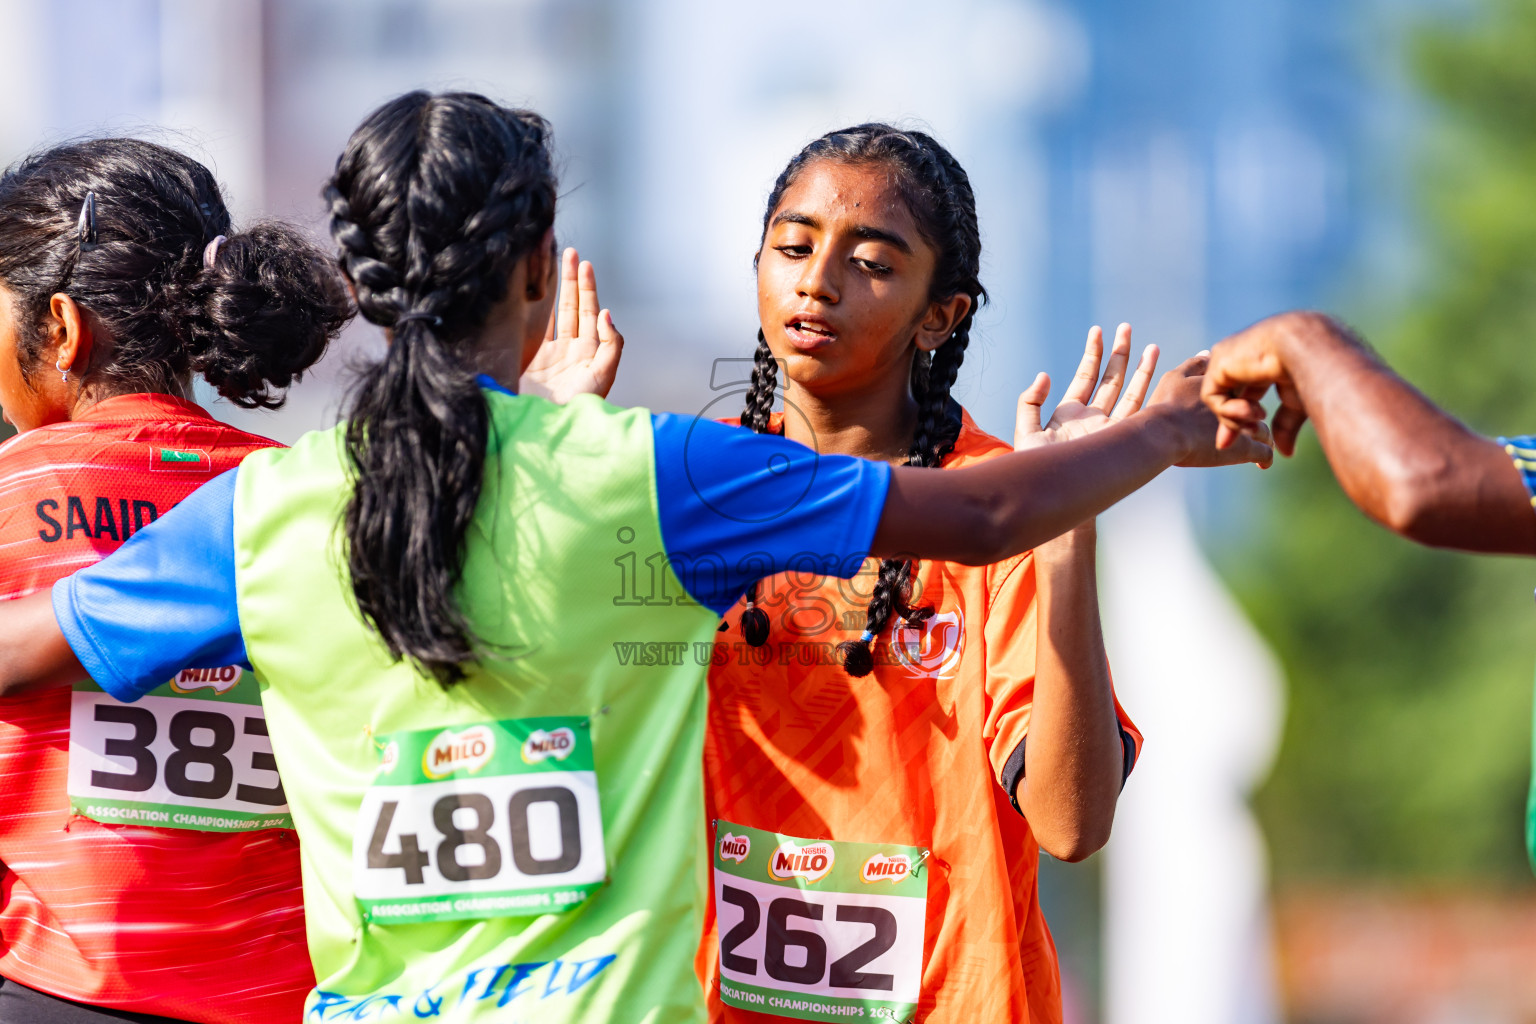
[
  {"xmin": 698, "ymin": 411, "xmax": 1141, "ymax": 1024},
  {"xmin": 0, "ymin": 394, "xmax": 311, "ymax": 1022}
]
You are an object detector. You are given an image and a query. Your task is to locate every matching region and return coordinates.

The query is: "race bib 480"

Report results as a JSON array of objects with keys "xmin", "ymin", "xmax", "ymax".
[
  {"xmin": 713, "ymin": 820, "xmax": 928, "ymax": 1022},
  {"xmin": 67, "ymin": 668, "xmax": 291, "ymax": 832},
  {"xmin": 354, "ymin": 716, "xmax": 607, "ymax": 925}
]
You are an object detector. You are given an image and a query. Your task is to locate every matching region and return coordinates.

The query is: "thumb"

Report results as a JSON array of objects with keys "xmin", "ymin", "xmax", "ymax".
[{"xmin": 1015, "ymin": 372, "xmax": 1050, "ymax": 446}]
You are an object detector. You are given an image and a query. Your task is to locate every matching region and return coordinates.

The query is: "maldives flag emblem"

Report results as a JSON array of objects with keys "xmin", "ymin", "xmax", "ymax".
[{"xmin": 149, "ymin": 446, "xmax": 210, "ymax": 473}]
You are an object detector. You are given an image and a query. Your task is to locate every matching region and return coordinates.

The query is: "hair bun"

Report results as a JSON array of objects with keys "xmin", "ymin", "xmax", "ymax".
[{"xmin": 179, "ymin": 222, "xmax": 352, "ymax": 408}]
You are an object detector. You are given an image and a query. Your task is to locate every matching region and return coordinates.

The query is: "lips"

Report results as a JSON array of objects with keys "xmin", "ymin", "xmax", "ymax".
[{"xmin": 785, "ymin": 313, "xmax": 837, "ymax": 352}]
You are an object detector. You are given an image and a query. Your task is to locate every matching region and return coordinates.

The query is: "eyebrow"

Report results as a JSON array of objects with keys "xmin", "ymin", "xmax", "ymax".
[{"xmin": 770, "ymin": 210, "xmax": 914, "ymax": 255}]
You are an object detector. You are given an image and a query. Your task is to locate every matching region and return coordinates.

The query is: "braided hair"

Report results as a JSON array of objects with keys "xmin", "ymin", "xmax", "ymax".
[
  {"xmin": 739, "ymin": 124, "xmax": 986, "ymax": 677},
  {"xmin": 0, "ymin": 138, "xmax": 349, "ymax": 406},
  {"xmin": 325, "ymin": 92, "xmax": 558, "ymax": 688}
]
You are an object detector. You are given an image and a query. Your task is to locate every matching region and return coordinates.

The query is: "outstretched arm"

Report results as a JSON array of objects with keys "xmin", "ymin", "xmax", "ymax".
[
  {"xmin": 0, "ymin": 592, "xmax": 82, "ymax": 696},
  {"xmin": 1202, "ymin": 311, "xmax": 1536, "ymax": 554}
]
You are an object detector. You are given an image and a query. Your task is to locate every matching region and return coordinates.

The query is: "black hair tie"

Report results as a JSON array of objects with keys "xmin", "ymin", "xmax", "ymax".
[{"xmin": 395, "ymin": 312, "xmax": 443, "ymax": 328}]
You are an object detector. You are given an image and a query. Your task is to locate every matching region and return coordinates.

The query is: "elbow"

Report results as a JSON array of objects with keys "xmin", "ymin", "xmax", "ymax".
[
  {"xmin": 1372, "ymin": 459, "xmax": 1456, "ymax": 546},
  {"xmin": 1038, "ymin": 820, "xmax": 1113, "ymax": 864}
]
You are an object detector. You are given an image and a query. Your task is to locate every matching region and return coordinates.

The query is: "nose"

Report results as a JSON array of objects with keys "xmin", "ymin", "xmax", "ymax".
[{"xmin": 796, "ymin": 249, "xmax": 839, "ymax": 305}]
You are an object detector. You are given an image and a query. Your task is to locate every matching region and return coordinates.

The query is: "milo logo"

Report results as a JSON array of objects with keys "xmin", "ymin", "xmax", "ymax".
[
  {"xmin": 862, "ymin": 853, "xmax": 912, "ymax": 883},
  {"xmin": 768, "ymin": 840, "xmax": 835, "ymax": 884},
  {"xmin": 718, "ymin": 832, "xmax": 751, "ymax": 865},
  {"xmin": 422, "ymin": 726, "xmax": 495, "ymax": 779},
  {"xmin": 521, "ymin": 727, "xmax": 576, "ymax": 764},
  {"xmin": 168, "ymin": 665, "xmax": 243, "ymax": 696}
]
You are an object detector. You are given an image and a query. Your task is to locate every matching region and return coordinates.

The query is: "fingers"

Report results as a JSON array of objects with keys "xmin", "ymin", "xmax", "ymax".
[
  {"xmin": 1110, "ymin": 343, "xmax": 1159, "ymax": 421},
  {"xmin": 1014, "ymin": 372, "xmax": 1051, "ymax": 445},
  {"xmin": 589, "ymin": 309, "xmax": 624, "ymax": 398},
  {"xmin": 556, "ymin": 247, "xmax": 580, "ymax": 340},
  {"xmin": 1062, "ymin": 326, "xmax": 1104, "ymax": 405},
  {"xmin": 577, "ymin": 259, "xmax": 600, "ymax": 344},
  {"xmin": 1271, "ymin": 401, "xmax": 1308, "ymax": 459},
  {"xmin": 1090, "ymin": 323, "xmax": 1133, "ymax": 412}
]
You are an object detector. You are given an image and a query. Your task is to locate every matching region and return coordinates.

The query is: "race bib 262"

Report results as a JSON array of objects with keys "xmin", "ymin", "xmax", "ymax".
[{"xmin": 713, "ymin": 820, "xmax": 929, "ymax": 1022}]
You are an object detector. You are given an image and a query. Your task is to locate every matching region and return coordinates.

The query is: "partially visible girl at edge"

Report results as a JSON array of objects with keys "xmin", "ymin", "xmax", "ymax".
[
  {"xmin": 0, "ymin": 94, "xmax": 1270, "ymax": 1023},
  {"xmin": 699, "ymin": 125, "xmax": 1260, "ymax": 1024},
  {"xmin": 0, "ymin": 138, "xmax": 350, "ymax": 1024}
]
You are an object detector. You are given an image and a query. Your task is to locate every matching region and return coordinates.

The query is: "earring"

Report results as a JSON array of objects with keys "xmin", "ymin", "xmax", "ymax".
[{"xmin": 56, "ymin": 360, "xmax": 68, "ymax": 383}]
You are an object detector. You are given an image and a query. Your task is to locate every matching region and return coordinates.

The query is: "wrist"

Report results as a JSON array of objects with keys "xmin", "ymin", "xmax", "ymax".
[
  {"xmin": 1140, "ymin": 404, "xmax": 1196, "ymax": 465},
  {"xmin": 1034, "ymin": 519, "xmax": 1097, "ymax": 568}
]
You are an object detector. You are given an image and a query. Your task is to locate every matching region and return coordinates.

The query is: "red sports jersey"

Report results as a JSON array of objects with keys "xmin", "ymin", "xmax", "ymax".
[
  {"xmin": 698, "ymin": 411, "xmax": 1141, "ymax": 1024},
  {"xmin": 0, "ymin": 393, "xmax": 311, "ymax": 1023}
]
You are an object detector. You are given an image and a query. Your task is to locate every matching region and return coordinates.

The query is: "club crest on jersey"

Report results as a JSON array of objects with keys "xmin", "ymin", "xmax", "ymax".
[
  {"xmin": 422, "ymin": 726, "xmax": 495, "ymax": 779},
  {"xmin": 891, "ymin": 608, "xmax": 964, "ymax": 678},
  {"xmin": 718, "ymin": 832, "xmax": 751, "ymax": 864},
  {"xmin": 521, "ymin": 727, "xmax": 576, "ymax": 764},
  {"xmin": 768, "ymin": 840, "xmax": 835, "ymax": 884},
  {"xmin": 167, "ymin": 665, "xmax": 243, "ymax": 696},
  {"xmin": 862, "ymin": 853, "xmax": 912, "ymax": 883}
]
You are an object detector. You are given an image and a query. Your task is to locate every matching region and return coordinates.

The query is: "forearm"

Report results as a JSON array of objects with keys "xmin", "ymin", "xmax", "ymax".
[
  {"xmin": 1274, "ymin": 313, "xmax": 1536, "ymax": 553},
  {"xmin": 874, "ymin": 408, "xmax": 1187, "ymax": 563},
  {"xmin": 1015, "ymin": 526, "xmax": 1124, "ymax": 862},
  {"xmin": 0, "ymin": 590, "xmax": 85, "ymax": 696}
]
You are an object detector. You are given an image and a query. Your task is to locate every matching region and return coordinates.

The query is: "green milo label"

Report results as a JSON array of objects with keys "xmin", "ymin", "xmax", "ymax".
[
  {"xmin": 713, "ymin": 820, "xmax": 929, "ymax": 1022},
  {"xmin": 356, "ymin": 717, "xmax": 608, "ymax": 924}
]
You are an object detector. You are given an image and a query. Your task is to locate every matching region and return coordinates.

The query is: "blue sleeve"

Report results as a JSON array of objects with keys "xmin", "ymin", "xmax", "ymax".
[
  {"xmin": 1500, "ymin": 436, "xmax": 1536, "ymax": 509},
  {"xmin": 651, "ymin": 414, "xmax": 892, "ymax": 616},
  {"xmin": 52, "ymin": 468, "xmax": 247, "ymax": 703}
]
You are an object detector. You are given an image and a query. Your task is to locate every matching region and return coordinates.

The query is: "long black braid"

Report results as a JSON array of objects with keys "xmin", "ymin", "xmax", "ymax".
[
  {"xmin": 738, "ymin": 124, "xmax": 987, "ymax": 677},
  {"xmin": 325, "ymin": 91, "xmax": 557, "ymax": 688}
]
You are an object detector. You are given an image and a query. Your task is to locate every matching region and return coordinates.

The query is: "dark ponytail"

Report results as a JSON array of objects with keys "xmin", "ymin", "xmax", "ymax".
[
  {"xmin": 739, "ymin": 125, "xmax": 987, "ymax": 677},
  {"xmin": 325, "ymin": 91, "xmax": 557, "ymax": 688},
  {"xmin": 0, "ymin": 138, "xmax": 349, "ymax": 407}
]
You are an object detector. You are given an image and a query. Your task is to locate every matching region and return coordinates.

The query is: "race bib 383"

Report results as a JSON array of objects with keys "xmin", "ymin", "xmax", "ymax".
[{"xmin": 67, "ymin": 668, "xmax": 291, "ymax": 832}]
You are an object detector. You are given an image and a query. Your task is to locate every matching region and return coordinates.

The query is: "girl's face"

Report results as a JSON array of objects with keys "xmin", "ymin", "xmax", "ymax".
[
  {"xmin": 0, "ymin": 284, "xmax": 70, "ymax": 432},
  {"xmin": 756, "ymin": 159, "xmax": 959, "ymax": 399}
]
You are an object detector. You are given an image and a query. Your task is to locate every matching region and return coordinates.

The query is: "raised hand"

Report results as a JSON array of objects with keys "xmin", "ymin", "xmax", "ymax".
[
  {"xmin": 1149, "ymin": 352, "xmax": 1275, "ymax": 468},
  {"xmin": 1014, "ymin": 324, "xmax": 1160, "ymax": 451},
  {"xmin": 521, "ymin": 247, "xmax": 624, "ymax": 403}
]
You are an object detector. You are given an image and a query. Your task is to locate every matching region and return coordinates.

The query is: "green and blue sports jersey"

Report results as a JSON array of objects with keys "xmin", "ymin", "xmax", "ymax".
[{"xmin": 52, "ymin": 386, "xmax": 890, "ymax": 1023}]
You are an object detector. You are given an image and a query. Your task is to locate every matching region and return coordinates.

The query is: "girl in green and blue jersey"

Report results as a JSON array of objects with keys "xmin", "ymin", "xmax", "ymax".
[{"xmin": 0, "ymin": 92, "xmax": 1259, "ymax": 1022}]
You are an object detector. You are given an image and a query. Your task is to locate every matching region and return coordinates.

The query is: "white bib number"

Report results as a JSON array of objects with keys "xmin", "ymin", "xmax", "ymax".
[
  {"xmin": 713, "ymin": 821, "xmax": 927, "ymax": 1022},
  {"xmin": 353, "ymin": 717, "xmax": 607, "ymax": 924},
  {"xmin": 67, "ymin": 670, "xmax": 291, "ymax": 832}
]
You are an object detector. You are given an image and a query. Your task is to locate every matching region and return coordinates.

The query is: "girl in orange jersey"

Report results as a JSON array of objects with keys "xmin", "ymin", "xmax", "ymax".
[
  {"xmin": 0, "ymin": 138, "xmax": 352, "ymax": 1024},
  {"xmin": 700, "ymin": 125, "xmax": 1263, "ymax": 1023}
]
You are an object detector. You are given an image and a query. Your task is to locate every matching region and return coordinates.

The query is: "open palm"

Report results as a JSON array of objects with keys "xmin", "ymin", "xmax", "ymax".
[
  {"xmin": 520, "ymin": 247, "xmax": 624, "ymax": 403},
  {"xmin": 1014, "ymin": 324, "xmax": 1159, "ymax": 451}
]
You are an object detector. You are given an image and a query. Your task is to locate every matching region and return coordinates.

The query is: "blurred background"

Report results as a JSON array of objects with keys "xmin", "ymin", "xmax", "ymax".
[{"xmin": 2, "ymin": 0, "xmax": 1535, "ymax": 1020}]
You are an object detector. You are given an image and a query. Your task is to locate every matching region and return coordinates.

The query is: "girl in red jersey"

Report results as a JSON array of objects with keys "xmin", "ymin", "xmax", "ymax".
[
  {"xmin": 700, "ymin": 125, "xmax": 1268, "ymax": 1023},
  {"xmin": 0, "ymin": 139, "xmax": 350, "ymax": 1024}
]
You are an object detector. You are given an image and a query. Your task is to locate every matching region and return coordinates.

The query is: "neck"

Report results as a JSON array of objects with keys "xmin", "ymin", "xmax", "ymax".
[{"xmin": 780, "ymin": 363, "xmax": 921, "ymax": 464}]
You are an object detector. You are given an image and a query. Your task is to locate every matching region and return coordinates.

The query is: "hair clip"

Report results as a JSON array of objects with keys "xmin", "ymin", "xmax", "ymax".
[
  {"xmin": 77, "ymin": 191, "xmax": 98, "ymax": 252},
  {"xmin": 394, "ymin": 312, "xmax": 444, "ymax": 329},
  {"xmin": 202, "ymin": 235, "xmax": 227, "ymax": 270}
]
